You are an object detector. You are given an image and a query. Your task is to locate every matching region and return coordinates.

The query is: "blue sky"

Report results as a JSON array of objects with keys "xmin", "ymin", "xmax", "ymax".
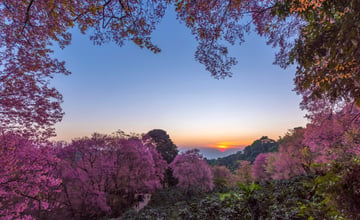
[{"xmin": 51, "ymin": 8, "xmax": 307, "ymax": 148}]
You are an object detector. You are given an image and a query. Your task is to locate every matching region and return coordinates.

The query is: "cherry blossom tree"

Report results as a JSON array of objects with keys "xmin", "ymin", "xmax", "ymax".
[
  {"xmin": 55, "ymin": 136, "xmax": 111, "ymax": 219},
  {"xmin": 0, "ymin": 131, "xmax": 62, "ymax": 220},
  {"xmin": 303, "ymin": 103, "xmax": 360, "ymax": 163},
  {"xmin": 252, "ymin": 153, "xmax": 270, "ymax": 181},
  {"xmin": 255, "ymin": 0, "xmax": 360, "ymax": 108},
  {"xmin": 0, "ymin": 0, "xmax": 167, "ymax": 138},
  {"xmin": 251, "ymin": 128, "xmax": 315, "ymax": 181},
  {"xmin": 55, "ymin": 132, "xmax": 167, "ymax": 218},
  {"xmin": 263, "ymin": 152, "xmax": 278, "ymax": 179},
  {"xmin": 269, "ymin": 128, "xmax": 311, "ymax": 180},
  {"xmin": 234, "ymin": 160, "xmax": 254, "ymax": 184},
  {"xmin": 211, "ymin": 165, "xmax": 233, "ymax": 189},
  {"xmin": 170, "ymin": 149, "xmax": 214, "ymax": 192}
]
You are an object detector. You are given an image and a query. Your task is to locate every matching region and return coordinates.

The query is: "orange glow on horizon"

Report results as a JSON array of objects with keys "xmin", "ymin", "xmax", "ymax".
[
  {"xmin": 211, "ymin": 141, "xmax": 243, "ymax": 148},
  {"xmin": 206, "ymin": 141, "xmax": 246, "ymax": 152},
  {"xmin": 216, "ymin": 145, "xmax": 229, "ymax": 152},
  {"xmin": 174, "ymin": 137, "xmax": 254, "ymax": 148},
  {"xmin": 171, "ymin": 129, "xmax": 283, "ymax": 148},
  {"xmin": 52, "ymin": 129, "xmax": 281, "ymax": 150}
]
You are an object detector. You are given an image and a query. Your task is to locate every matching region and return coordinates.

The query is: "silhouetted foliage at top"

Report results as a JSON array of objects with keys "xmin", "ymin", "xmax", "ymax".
[
  {"xmin": 2, "ymin": 0, "xmax": 359, "ymax": 139},
  {"xmin": 147, "ymin": 129, "xmax": 179, "ymax": 164},
  {"xmin": 208, "ymin": 136, "xmax": 278, "ymax": 171},
  {"xmin": 274, "ymin": 0, "xmax": 360, "ymax": 107}
]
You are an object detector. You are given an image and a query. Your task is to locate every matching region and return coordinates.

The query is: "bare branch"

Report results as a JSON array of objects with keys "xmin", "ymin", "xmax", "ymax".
[{"xmin": 22, "ymin": 0, "xmax": 35, "ymax": 33}]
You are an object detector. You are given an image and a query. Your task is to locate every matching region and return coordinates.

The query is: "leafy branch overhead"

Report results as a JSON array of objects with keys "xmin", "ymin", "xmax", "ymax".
[{"xmin": 1, "ymin": 0, "xmax": 359, "ymax": 138}]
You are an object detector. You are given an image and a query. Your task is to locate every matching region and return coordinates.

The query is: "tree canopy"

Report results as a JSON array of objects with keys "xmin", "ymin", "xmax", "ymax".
[
  {"xmin": 147, "ymin": 129, "xmax": 178, "ymax": 164},
  {"xmin": 170, "ymin": 149, "xmax": 214, "ymax": 192},
  {"xmin": 1, "ymin": 0, "xmax": 359, "ymax": 137}
]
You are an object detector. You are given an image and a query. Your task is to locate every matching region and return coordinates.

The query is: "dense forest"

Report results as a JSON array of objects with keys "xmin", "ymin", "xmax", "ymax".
[
  {"xmin": 2, "ymin": 124, "xmax": 360, "ymax": 219},
  {"xmin": 1, "ymin": 0, "xmax": 360, "ymax": 219},
  {"xmin": 124, "ymin": 124, "xmax": 360, "ymax": 219}
]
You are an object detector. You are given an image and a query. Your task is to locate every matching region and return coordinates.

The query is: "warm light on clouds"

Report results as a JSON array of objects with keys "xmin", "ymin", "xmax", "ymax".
[
  {"xmin": 171, "ymin": 133, "xmax": 254, "ymax": 148},
  {"xmin": 171, "ymin": 130, "xmax": 288, "ymax": 148}
]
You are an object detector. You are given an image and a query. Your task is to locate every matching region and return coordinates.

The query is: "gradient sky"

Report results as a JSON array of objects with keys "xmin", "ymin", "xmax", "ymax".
[{"xmin": 51, "ymin": 8, "xmax": 308, "ymax": 148}]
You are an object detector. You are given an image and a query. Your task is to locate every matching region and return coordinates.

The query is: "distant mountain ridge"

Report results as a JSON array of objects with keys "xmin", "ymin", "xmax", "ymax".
[
  {"xmin": 207, "ymin": 136, "xmax": 278, "ymax": 171},
  {"xmin": 179, "ymin": 147, "xmax": 244, "ymax": 159}
]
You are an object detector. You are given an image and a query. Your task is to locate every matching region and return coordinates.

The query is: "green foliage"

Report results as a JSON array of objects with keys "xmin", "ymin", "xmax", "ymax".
[
  {"xmin": 242, "ymin": 136, "xmax": 278, "ymax": 162},
  {"xmin": 299, "ymin": 158, "xmax": 360, "ymax": 220},
  {"xmin": 218, "ymin": 192, "xmax": 231, "ymax": 201},
  {"xmin": 236, "ymin": 182, "xmax": 261, "ymax": 198},
  {"xmin": 147, "ymin": 129, "xmax": 179, "ymax": 187},
  {"xmin": 121, "ymin": 187, "xmax": 208, "ymax": 219},
  {"xmin": 147, "ymin": 129, "xmax": 178, "ymax": 164},
  {"xmin": 295, "ymin": 0, "xmax": 359, "ymax": 106},
  {"xmin": 270, "ymin": 0, "xmax": 360, "ymax": 107},
  {"xmin": 122, "ymin": 165, "xmax": 360, "ymax": 220}
]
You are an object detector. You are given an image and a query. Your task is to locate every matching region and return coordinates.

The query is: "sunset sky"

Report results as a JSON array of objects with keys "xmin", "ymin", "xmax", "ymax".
[{"xmin": 51, "ymin": 9, "xmax": 308, "ymax": 149}]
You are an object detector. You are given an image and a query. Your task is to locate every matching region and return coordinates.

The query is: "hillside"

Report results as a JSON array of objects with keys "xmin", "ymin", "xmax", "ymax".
[{"xmin": 207, "ymin": 136, "xmax": 278, "ymax": 171}]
